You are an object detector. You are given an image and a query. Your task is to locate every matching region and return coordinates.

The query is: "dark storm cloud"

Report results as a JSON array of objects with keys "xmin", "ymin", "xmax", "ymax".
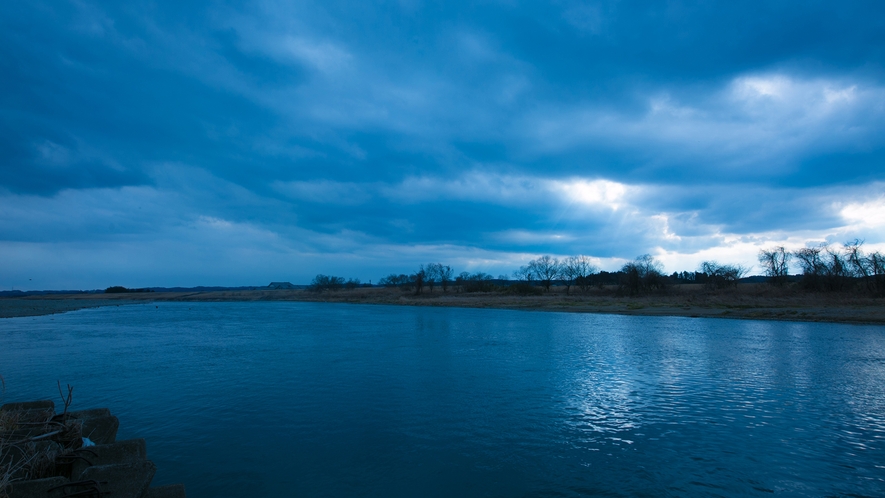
[{"xmin": 1, "ymin": 0, "xmax": 884, "ymax": 288}]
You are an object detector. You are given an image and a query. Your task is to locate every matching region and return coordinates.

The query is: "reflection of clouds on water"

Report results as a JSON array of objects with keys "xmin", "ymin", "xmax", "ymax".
[
  {"xmin": 559, "ymin": 317, "xmax": 720, "ymax": 439},
  {"xmin": 3, "ymin": 305, "xmax": 885, "ymax": 496},
  {"xmin": 566, "ymin": 375, "xmax": 641, "ymax": 435},
  {"xmin": 557, "ymin": 316, "xmax": 647, "ymax": 438},
  {"xmin": 546, "ymin": 314, "xmax": 885, "ymax": 496},
  {"xmin": 830, "ymin": 330, "xmax": 885, "ymax": 449}
]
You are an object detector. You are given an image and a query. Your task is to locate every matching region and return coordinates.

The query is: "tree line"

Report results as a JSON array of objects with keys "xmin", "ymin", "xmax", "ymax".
[
  {"xmin": 306, "ymin": 239, "xmax": 883, "ymax": 298},
  {"xmin": 308, "ymin": 274, "xmax": 363, "ymax": 292},
  {"xmin": 314, "ymin": 255, "xmax": 750, "ymax": 296},
  {"xmin": 757, "ymin": 240, "xmax": 884, "ymax": 296}
]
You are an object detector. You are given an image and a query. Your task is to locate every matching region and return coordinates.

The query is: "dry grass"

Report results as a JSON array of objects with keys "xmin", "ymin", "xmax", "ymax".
[
  {"xmin": 2, "ymin": 284, "xmax": 884, "ymax": 324},
  {"xmin": 0, "ymin": 384, "xmax": 84, "ymax": 497},
  {"xmin": 260, "ymin": 284, "xmax": 885, "ymax": 324}
]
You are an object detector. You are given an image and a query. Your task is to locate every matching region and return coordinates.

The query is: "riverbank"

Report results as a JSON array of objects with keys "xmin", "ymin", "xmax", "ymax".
[
  {"xmin": 0, "ymin": 298, "xmax": 142, "ymax": 318},
  {"xmin": 0, "ymin": 399, "xmax": 185, "ymax": 497},
  {"xmin": 2, "ymin": 285, "xmax": 884, "ymax": 324}
]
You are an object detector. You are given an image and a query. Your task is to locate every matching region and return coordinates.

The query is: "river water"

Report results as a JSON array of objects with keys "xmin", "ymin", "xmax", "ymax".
[{"xmin": 2, "ymin": 302, "xmax": 884, "ymax": 497}]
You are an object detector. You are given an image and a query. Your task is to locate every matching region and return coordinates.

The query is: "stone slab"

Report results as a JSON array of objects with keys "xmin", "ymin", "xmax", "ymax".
[
  {"xmin": 3, "ymin": 402, "xmax": 184, "ymax": 497},
  {"xmin": 80, "ymin": 415, "xmax": 119, "ymax": 444},
  {"xmin": 1, "ymin": 401, "xmax": 55, "ymax": 413},
  {"xmin": 1, "ymin": 400, "xmax": 55, "ymax": 425},
  {"xmin": 71, "ymin": 438, "xmax": 147, "ymax": 479},
  {"xmin": 145, "ymin": 484, "xmax": 188, "ymax": 498},
  {"xmin": 1, "ymin": 428, "xmax": 48, "ymax": 441},
  {"xmin": 66, "ymin": 408, "xmax": 111, "ymax": 419},
  {"xmin": 1, "ymin": 440, "xmax": 65, "ymax": 481},
  {"xmin": 79, "ymin": 461, "xmax": 156, "ymax": 498},
  {"xmin": 6, "ymin": 476, "xmax": 68, "ymax": 498}
]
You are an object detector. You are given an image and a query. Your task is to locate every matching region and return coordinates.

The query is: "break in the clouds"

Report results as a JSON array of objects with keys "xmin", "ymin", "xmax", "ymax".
[{"xmin": 1, "ymin": 1, "xmax": 884, "ymax": 289}]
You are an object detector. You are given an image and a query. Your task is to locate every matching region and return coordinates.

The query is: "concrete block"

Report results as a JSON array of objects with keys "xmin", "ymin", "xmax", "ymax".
[
  {"xmin": 66, "ymin": 408, "xmax": 111, "ymax": 419},
  {"xmin": 1, "ymin": 401, "xmax": 55, "ymax": 413},
  {"xmin": 1, "ymin": 400, "xmax": 55, "ymax": 424},
  {"xmin": 1, "ymin": 440, "xmax": 65, "ymax": 481},
  {"xmin": 70, "ymin": 438, "xmax": 147, "ymax": 479},
  {"xmin": 3, "ymin": 403, "xmax": 184, "ymax": 498},
  {"xmin": 79, "ymin": 461, "xmax": 156, "ymax": 498},
  {"xmin": 145, "ymin": 484, "xmax": 187, "ymax": 498},
  {"xmin": 2, "ymin": 428, "xmax": 47, "ymax": 441},
  {"xmin": 80, "ymin": 415, "xmax": 119, "ymax": 444},
  {"xmin": 6, "ymin": 476, "xmax": 68, "ymax": 498}
]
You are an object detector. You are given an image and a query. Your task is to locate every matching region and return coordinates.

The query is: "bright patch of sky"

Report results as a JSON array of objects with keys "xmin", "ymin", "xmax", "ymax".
[{"xmin": 1, "ymin": 1, "xmax": 884, "ymax": 289}]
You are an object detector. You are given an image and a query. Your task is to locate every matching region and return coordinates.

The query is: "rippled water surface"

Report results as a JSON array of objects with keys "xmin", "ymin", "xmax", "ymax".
[{"xmin": 2, "ymin": 302, "xmax": 885, "ymax": 497}]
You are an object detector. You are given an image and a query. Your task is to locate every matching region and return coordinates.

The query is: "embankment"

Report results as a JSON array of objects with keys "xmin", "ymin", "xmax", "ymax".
[{"xmin": 2, "ymin": 285, "xmax": 884, "ymax": 324}]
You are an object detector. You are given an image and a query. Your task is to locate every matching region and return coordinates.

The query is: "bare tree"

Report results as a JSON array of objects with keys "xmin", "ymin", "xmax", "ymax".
[
  {"xmin": 559, "ymin": 257, "xmax": 580, "ymax": 294},
  {"xmin": 530, "ymin": 255, "xmax": 561, "ymax": 291},
  {"xmin": 844, "ymin": 239, "xmax": 885, "ymax": 296},
  {"xmin": 758, "ymin": 246, "xmax": 790, "ymax": 286},
  {"xmin": 513, "ymin": 264, "xmax": 535, "ymax": 283},
  {"xmin": 844, "ymin": 240, "xmax": 869, "ymax": 279},
  {"xmin": 423, "ymin": 263, "xmax": 441, "ymax": 293},
  {"xmin": 699, "ymin": 261, "xmax": 747, "ymax": 289},
  {"xmin": 439, "ymin": 265, "xmax": 454, "ymax": 292},
  {"xmin": 309, "ymin": 274, "xmax": 345, "ymax": 292},
  {"xmin": 621, "ymin": 254, "xmax": 665, "ymax": 295},
  {"xmin": 456, "ymin": 271, "xmax": 495, "ymax": 292},
  {"xmin": 560, "ymin": 255, "xmax": 598, "ymax": 294},
  {"xmin": 793, "ymin": 246, "xmax": 825, "ymax": 276},
  {"xmin": 574, "ymin": 255, "xmax": 598, "ymax": 292},
  {"xmin": 379, "ymin": 273, "xmax": 412, "ymax": 290},
  {"xmin": 456, "ymin": 271, "xmax": 470, "ymax": 292},
  {"xmin": 793, "ymin": 244, "xmax": 848, "ymax": 291},
  {"xmin": 411, "ymin": 267, "xmax": 426, "ymax": 295},
  {"xmin": 869, "ymin": 251, "xmax": 885, "ymax": 296}
]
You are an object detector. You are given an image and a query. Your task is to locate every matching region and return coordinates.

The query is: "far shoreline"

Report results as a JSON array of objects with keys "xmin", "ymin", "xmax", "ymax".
[{"xmin": 2, "ymin": 285, "xmax": 884, "ymax": 325}]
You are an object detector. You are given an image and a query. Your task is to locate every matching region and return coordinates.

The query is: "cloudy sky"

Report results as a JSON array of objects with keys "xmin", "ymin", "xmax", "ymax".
[{"xmin": 2, "ymin": 1, "xmax": 884, "ymax": 289}]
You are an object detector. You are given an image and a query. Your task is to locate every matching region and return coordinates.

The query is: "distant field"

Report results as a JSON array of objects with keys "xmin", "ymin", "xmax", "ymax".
[{"xmin": 2, "ymin": 285, "xmax": 883, "ymax": 324}]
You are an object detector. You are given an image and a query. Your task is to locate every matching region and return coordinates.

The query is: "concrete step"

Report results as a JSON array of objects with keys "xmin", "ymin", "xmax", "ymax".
[
  {"xmin": 6, "ymin": 476, "xmax": 68, "ymax": 498},
  {"xmin": 0, "ymin": 400, "xmax": 55, "ymax": 425},
  {"xmin": 2, "ymin": 402, "xmax": 184, "ymax": 497},
  {"xmin": 79, "ymin": 461, "xmax": 157, "ymax": 498},
  {"xmin": 1, "ymin": 440, "xmax": 64, "ymax": 481},
  {"xmin": 69, "ymin": 438, "xmax": 148, "ymax": 479},
  {"xmin": 145, "ymin": 484, "xmax": 188, "ymax": 498},
  {"xmin": 79, "ymin": 415, "xmax": 120, "ymax": 444},
  {"xmin": 0, "ymin": 401, "xmax": 55, "ymax": 413},
  {"xmin": 66, "ymin": 408, "xmax": 111, "ymax": 419}
]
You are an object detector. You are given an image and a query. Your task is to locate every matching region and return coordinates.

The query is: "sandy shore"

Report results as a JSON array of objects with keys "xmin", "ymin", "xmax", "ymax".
[
  {"xmin": 2, "ymin": 286, "xmax": 884, "ymax": 324},
  {"xmin": 0, "ymin": 298, "xmax": 143, "ymax": 318}
]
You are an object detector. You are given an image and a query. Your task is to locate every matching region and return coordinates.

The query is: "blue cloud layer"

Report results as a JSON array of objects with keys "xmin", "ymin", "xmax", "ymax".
[{"xmin": 2, "ymin": 0, "xmax": 884, "ymax": 288}]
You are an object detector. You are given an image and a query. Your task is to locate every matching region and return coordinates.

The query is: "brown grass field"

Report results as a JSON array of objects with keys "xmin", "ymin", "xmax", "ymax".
[{"xmin": 1, "ymin": 284, "xmax": 884, "ymax": 324}]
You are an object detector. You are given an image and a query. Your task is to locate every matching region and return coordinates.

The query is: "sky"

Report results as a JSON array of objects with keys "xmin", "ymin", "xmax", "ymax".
[{"xmin": 2, "ymin": 1, "xmax": 885, "ymax": 289}]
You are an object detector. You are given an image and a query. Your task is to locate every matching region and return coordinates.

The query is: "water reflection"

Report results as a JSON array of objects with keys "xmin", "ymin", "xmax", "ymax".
[{"xmin": 1, "ymin": 303, "xmax": 884, "ymax": 497}]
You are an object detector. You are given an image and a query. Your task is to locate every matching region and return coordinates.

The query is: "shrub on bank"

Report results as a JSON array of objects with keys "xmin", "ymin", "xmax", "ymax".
[
  {"xmin": 504, "ymin": 282, "xmax": 543, "ymax": 296},
  {"xmin": 104, "ymin": 286, "xmax": 152, "ymax": 293},
  {"xmin": 456, "ymin": 272, "xmax": 497, "ymax": 293}
]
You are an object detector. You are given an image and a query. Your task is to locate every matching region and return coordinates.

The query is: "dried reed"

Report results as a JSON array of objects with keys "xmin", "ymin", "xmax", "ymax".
[{"xmin": 0, "ymin": 381, "xmax": 84, "ymax": 498}]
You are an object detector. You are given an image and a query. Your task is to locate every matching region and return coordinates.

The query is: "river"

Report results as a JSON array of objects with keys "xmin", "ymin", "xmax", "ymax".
[{"xmin": 2, "ymin": 302, "xmax": 884, "ymax": 496}]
